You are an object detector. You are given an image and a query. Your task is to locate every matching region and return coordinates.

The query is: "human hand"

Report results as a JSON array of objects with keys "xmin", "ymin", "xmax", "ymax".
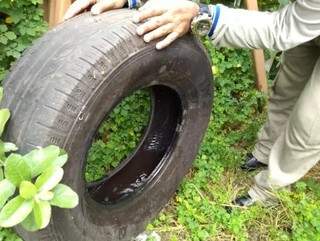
[
  {"xmin": 64, "ymin": 0, "xmax": 127, "ymax": 20},
  {"xmin": 133, "ymin": 0, "xmax": 199, "ymax": 50}
]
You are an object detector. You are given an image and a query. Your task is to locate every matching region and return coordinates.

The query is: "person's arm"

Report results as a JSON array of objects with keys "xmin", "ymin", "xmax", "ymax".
[
  {"xmin": 212, "ymin": 0, "xmax": 320, "ymax": 51},
  {"xmin": 135, "ymin": 0, "xmax": 320, "ymax": 51}
]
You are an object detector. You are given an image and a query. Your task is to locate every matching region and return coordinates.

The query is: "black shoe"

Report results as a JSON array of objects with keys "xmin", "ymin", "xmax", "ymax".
[
  {"xmin": 233, "ymin": 194, "xmax": 255, "ymax": 207},
  {"xmin": 240, "ymin": 153, "xmax": 267, "ymax": 171}
]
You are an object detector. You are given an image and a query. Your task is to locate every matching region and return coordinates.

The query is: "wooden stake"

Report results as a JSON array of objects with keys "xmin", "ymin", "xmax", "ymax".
[
  {"xmin": 44, "ymin": 0, "xmax": 72, "ymax": 28},
  {"xmin": 244, "ymin": 0, "xmax": 268, "ymax": 93}
]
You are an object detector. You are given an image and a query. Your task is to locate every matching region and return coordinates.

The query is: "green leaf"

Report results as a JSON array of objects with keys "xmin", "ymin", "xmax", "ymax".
[
  {"xmin": 4, "ymin": 31, "xmax": 16, "ymax": 41},
  {"xmin": 0, "ymin": 35, "xmax": 8, "ymax": 45},
  {"xmin": 50, "ymin": 184, "xmax": 79, "ymax": 209},
  {"xmin": 33, "ymin": 200, "xmax": 51, "ymax": 230},
  {"xmin": 0, "ymin": 168, "xmax": 3, "ymax": 181},
  {"xmin": 21, "ymin": 212, "xmax": 38, "ymax": 232},
  {"xmin": 51, "ymin": 154, "xmax": 68, "ymax": 168},
  {"xmin": 35, "ymin": 167, "xmax": 64, "ymax": 192},
  {"xmin": 0, "ymin": 25, "xmax": 8, "ymax": 32},
  {"xmin": 26, "ymin": 28, "xmax": 36, "ymax": 36},
  {"xmin": 0, "ymin": 179, "xmax": 16, "ymax": 209},
  {"xmin": 4, "ymin": 142, "xmax": 18, "ymax": 153},
  {"xmin": 0, "ymin": 196, "xmax": 33, "ymax": 228},
  {"xmin": 8, "ymin": 50, "xmax": 21, "ymax": 59},
  {"xmin": 0, "ymin": 109, "xmax": 10, "ymax": 137},
  {"xmin": 5, "ymin": 154, "xmax": 31, "ymax": 186},
  {"xmin": 19, "ymin": 181, "xmax": 37, "ymax": 200},
  {"xmin": 37, "ymin": 191, "xmax": 54, "ymax": 201},
  {"xmin": 23, "ymin": 146, "xmax": 61, "ymax": 178},
  {"xmin": 0, "ymin": 141, "xmax": 5, "ymax": 163}
]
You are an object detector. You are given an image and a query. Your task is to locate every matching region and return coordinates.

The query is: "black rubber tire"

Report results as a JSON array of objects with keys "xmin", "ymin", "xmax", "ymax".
[{"xmin": 2, "ymin": 9, "xmax": 213, "ymax": 241}]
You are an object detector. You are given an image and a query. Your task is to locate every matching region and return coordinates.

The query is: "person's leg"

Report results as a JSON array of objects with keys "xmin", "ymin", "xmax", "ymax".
[
  {"xmin": 252, "ymin": 41, "xmax": 319, "ymax": 164},
  {"xmin": 249, "ymin": 53, "xmax": 320, "ymax": 203}
]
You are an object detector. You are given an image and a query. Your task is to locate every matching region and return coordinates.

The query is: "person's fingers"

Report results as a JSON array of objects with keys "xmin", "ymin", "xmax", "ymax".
[
  {"xmin": 136, "ymin": 16, "xmax": 170, "ymax": 36},
  {"xmin": 143, "ymin": 24, "xmax": 174, "ymax": 43},
  {"xmin": 91, "ymin": 0, "xmax": 115, "ymax": 15},
  {"xmin": 133, "ymin": 8, "xmax": 165, "ymax": 23},
  {"xmin": 64, "ymin": 0, "xmax": 96, "ymax": 20},
  {"xmin": 156, "ymin": 31, "xmax": 180, "ymax": 50}
]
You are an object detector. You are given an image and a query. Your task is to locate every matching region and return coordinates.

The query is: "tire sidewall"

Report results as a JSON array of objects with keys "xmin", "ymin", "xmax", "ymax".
[{"xmin": 52, "ymin": 39, "xmax": 212, "ymax": 241}]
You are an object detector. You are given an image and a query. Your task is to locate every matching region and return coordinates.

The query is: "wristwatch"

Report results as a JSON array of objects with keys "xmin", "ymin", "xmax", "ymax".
[{"xmin": 191, "ymin": 3, "xmax": 214, "ymax": 37}]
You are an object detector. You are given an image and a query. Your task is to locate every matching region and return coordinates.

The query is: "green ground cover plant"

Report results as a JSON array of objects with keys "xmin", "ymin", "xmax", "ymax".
[
  {"xmin": 0, "ymin": 0, "xmax": 47, "ymax": 82},
  {"xmin": 85, "ymin": 90, "xmax": 151, "ymax": 182}
]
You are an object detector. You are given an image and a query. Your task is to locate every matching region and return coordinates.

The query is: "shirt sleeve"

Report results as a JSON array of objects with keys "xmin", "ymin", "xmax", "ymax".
[{"xmin": 211, "ymin": 0, "xmax": 320, "ymax": 51}]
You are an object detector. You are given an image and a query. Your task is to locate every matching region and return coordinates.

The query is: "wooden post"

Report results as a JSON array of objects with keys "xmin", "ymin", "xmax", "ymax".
[
  {"xmin": 44, "ymin": 0, "xmax": 72, "ymax": 28},
  {"xmin": 244, "ymin": 0, "xmax": 268, "ymax": 93}
]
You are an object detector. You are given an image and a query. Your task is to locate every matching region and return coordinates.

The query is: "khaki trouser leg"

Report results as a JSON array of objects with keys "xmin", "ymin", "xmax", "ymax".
[
  {"xmin": 249, "ymin": 42, "xmax": 320, "ymax": 203},
  {"xmin": 252, "ymin": 41, "xmax": 319, "ymax": 164}
]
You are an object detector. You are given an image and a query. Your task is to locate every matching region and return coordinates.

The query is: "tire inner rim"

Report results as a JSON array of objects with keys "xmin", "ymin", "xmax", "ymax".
[{"xmin": 87, "ymin": 85, "xmax": 182, "ymax": 205}]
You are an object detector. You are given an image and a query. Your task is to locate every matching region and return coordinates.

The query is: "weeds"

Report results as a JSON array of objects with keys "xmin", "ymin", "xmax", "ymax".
[{"xmin": 146, "ymin": 44, "xmax": 320, "ymax": 241}]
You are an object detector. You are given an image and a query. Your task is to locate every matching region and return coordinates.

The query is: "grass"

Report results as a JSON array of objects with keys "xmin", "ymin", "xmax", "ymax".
[{"xmin": 2, "ymin": 44, "xmax": 320, "ymax": 241}]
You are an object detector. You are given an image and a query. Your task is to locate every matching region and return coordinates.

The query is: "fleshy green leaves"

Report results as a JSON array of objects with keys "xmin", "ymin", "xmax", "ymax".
[
  {"xmin": 51, "ymin": 154, "xmax": 68, "ymax": 169},
  {"xmin": 0, "ymin": 168, "xmax": 3, "ymax": 181},
  {"xmin": 33, "ymin": 200, "xmax": 51, "ymax": 230},
  {"xmin": 5, "ymin": 154, "xmax": 31, "ymax": 186},
  {"xmin": 35, "ymin": 167, "xmax": 64, "ymax": 192},
  {"xmin": 0, "ymin": 161, "xmax": 78, "ymax": 230},
  {"xmin": 21, "ymin": 200, "xmax": 52, "ymax": 232},
  {"xmin": 21, "ymin": 212, "xmax": 38, "ymax": 232},
  {"xmin": 0, "ymin": 109, "xmax": 10, "ymax": 137},
  {"xmin": 0, "ymin": 179, "xmax": 15, "ymax": 209},
  {"xmin": 0, "ymin": 196, "xmax": 33, "ymax": 228},
  {"xmin": 23, "ymin": 146, "xmax": 63, "ymax": 178},
  {"xmin": 0, "ymin": 163, "xmax": 78, "ymax": 230},
  {"xmin": 0, "ymin": 148, "xmax": 78, "ymax": 231},
  {"xmin": 19, "ymin": 181, "xmax": 37, "ymax": 200},
  {"xmin": 0, "ymin": 141, "xmax": 18, "ymax": 163},
  {"xmin": 37, "ymin": 191, "xmax": 54, "ymax": 202},
  {"xmin": 51, "ymin": 184, "xmax": 79, "ymax": 209}
]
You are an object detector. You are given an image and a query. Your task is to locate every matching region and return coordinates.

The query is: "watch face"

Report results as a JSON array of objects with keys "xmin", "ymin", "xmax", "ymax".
[{"xmin": 196, "ymin": 19, "xmax": 211, "ymax": 36}]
